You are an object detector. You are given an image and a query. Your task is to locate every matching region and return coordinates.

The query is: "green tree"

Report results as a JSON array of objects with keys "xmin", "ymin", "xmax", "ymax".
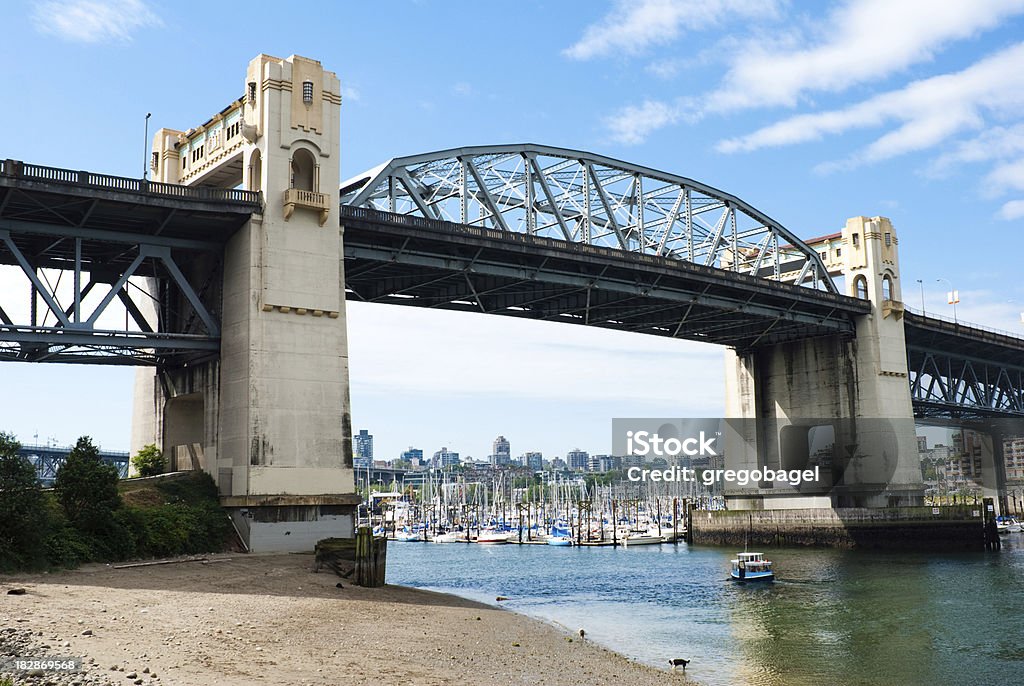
[
  {"xmin": 0, "ymin": 431, "xmax": 48, "ymax": 569},
  {"xmin": 132, "ymin": 443, "xmax": 164, "ymax": 477},
  {"xmin": 54, "ymin": 436, "xmax": 121, "ymax": 534}
]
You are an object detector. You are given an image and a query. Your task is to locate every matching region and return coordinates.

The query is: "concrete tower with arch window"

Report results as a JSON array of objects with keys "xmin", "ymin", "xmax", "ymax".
[
  {"xmin": 132, "ymin": 54, "xmax": 356, "ymax": 551},
  {"xmin": 723, "ymin": 215, "xmax": 924, "ymax": 509}
]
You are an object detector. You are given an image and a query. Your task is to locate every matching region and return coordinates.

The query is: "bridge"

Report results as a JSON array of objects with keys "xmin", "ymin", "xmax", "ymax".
[
  {"xmin": 2, "ymin": 53, "xmax": 1022, "ymax": 550},
  {"xmin": 17, "ymin": 444, "xmax": 129, "ymax": 487}
]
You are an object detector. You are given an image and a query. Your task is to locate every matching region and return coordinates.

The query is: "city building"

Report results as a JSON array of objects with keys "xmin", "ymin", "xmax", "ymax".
[
  {"xmin": 400, "ymin": 446, "xmax": 424, "ymax": 468},
  {"xmin": 1005, "ymin": 436, "xmax": 1024, "ymax": 482},
  {"xmin": 550, "ymin": 456, "xmax": 567, "ymax": 471},
  {"xmin": 490, "ymin": 435, "xmax": 511, "ymax": 467},
  {"xmin": 432, "ymin": 447, "xmax": 461, "ymax": 468},
  {"xmin": 354, "ymin": 429, "xmax": 373, "ymax": 470},
  {"xmin": 950, "ymin": 430, "xmax": 983, "ymax": 483},
  {"xmin": 524, "ymin": 451, "xmax": 543, "ymax": 471},
  {"xmin": 567, "ymin": 448, "xmax": 589, "ymax": 471},
  {"xmin": 588, "ymin": 454, "xmax": 622, "ymax": 473}
]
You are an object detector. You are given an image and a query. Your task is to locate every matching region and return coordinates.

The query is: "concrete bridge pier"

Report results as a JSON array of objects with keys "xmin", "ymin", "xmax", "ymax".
[
  {"xmin": 724, "ymin": 216, "xmax": 925, "ymax": 509},
  {"xmin": 131, "ymin": 54, "xmax": 357, "ymax": 551}
]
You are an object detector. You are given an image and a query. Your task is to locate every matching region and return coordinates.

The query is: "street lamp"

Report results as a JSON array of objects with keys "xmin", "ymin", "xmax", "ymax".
[
  {"xmin": 936, "ymin": 278, "xmax": 958, "ymax": 324},
  {"xmin": 916, "ymin": 279, "xmax": 925, "ymax": 315},
  {"xmin": 143, "ymin": 112, "xmax": 152, "ymax": 181}
]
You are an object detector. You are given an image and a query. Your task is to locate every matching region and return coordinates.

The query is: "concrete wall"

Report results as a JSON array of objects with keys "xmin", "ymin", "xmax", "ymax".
[{"xmin": 691, "ymin": 506, "xmax": 983, "ymax": 550}]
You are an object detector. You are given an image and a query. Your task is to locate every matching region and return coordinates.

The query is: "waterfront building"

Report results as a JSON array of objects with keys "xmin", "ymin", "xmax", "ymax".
[
  {"xmin": 490, "ymin": 435, "xmax": 511, "ymax": 467},
  {"xmin": 950, "ymin": 430, "xmax": 984, "ymax": 483},
  {"xmin": 589, "ymin": 454, "xmax": 621, "ymax": 472},
  {"xmin": 432, "ymin": 447, "xmax": 461, "ymax": 468},
  {"xmin": 524, "ymin": 451, "xmax": 543, "ymax": 471},
  {"xmin": 354, "ymin": 429, "xmax": 373, "ymax": 470},
  {"xmin": 567, "ymin": 448, "xmax": 589, "ymax": 471},
  {"xmin": 401, "ymin": 446, "xmax": 423, "ymax": 466},
  {"xmin": 1005, "ymin": 436, "xmax": 1024, "ymax": 482}
]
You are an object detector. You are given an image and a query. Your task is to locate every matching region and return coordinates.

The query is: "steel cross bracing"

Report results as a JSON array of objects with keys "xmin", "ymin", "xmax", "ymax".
[
  {"xmin": 341, "ymin": 144, "xmax": 837, "ymax": 293},
  {"xmin": 905, "ymin": 311, "xmax": 1024, "ymax": 418},
  {"xmin": 0, "ymin": 159, "xmax": 259, "ymax": 366}
]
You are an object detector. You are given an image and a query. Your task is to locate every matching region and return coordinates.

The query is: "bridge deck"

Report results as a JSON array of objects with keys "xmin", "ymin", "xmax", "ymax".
[
  {"xmin": 341, "ymin": 206, "xmax": 869, "ymax": 349},
  {"xmin": 0, "ymin": 159, "xmax": 261, "ymax": 272}
]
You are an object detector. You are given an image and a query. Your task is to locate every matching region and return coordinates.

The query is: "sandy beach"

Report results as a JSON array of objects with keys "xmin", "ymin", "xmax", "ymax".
[{"xmin": 1, "ymin": 554, "xmax": 691, "ymax": 685}]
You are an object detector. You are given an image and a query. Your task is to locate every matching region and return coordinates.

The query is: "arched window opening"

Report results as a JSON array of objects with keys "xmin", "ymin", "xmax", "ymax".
[
  {"xmin": 854, "ymin": 275, "xmax": 868, "ymax": 300},
  {"xmin": 291, "ymin": 149, "xmax": 316, "ymax": 192},
  {"xmin": 248, "ymin": 149, "xmax": 262, "ymax": 192},
  {"xmin": 882, "ymin": 275, "xmax": 893, "ymax": 301}
]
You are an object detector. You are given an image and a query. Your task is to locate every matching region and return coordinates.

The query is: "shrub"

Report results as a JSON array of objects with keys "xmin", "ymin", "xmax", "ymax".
[
  {"xmin": 0, "ymin": 432, "xmax": 49, "ymax": 570},
  {"xmin": 132, "ymin": 444, "xmax": 164, "ymax": 477}
]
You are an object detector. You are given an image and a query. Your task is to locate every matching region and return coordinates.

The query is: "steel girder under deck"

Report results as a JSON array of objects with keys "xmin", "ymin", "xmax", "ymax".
[
  {"xmin": 0, "ymin": 159, "xmax": 259, "ymax": 366},
  {"xmin": 341, "ymin": 206, "xmax": 867, "ymax": 349}
]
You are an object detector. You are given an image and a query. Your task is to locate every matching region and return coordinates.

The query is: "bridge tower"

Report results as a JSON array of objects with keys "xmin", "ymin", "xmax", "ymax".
[
  {"xmin": 724, "ymin": 216, "xmax": 925, "ymax": 508},
  {"xmin": 131, "ymin": 54, "xmax": 356, "ymax": 551}
]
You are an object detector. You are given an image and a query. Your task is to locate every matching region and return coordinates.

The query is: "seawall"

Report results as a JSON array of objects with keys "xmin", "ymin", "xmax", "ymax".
[{"xmin": 690, "ymin": 506, "xmax": 984, "ymax": 550}]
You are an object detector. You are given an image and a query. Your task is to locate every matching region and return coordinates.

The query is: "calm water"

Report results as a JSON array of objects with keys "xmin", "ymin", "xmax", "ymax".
[{"xmin": 387, "ymin": 537, "xmax": 1024, "ymax": 686}]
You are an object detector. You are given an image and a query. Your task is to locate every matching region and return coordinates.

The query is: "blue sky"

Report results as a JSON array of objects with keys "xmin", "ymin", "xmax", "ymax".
[{"xmin": 1, "ymin": 0, "xmax": 1024, "ymax": 461}]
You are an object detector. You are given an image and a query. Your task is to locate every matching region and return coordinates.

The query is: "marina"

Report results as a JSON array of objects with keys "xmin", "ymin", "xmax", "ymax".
[
  {"xmin": 362, "ymin": 471, "xmax": 699, "ymax": 548},
  {"xmin": 389, "ymin": 535, "xmax": 1024, "ymax": 686}
]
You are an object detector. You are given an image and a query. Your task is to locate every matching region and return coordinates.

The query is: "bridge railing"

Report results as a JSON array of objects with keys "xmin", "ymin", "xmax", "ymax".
[
  {"xmin": 904, "ymin": 306, "xmax": 1024, "ymax": 343},
  {"xmin": 1, "ymin": 158, "xmax": 261, "ymax": 207},
  {"xmin": 340, "ymin": 205, "xmax": 865, "ymax": 307}
]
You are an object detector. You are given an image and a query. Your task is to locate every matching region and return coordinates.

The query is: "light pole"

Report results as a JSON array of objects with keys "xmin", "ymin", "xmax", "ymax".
[
  {"xmin": 916, "ymin": 278, "xmax": 925, "ymax": 315},
  {"xmin": 143, "ymin": 112, "xmax": 152, "ymax": 181},
  {"xmin": 936, "ymin": 278, "xmax": 958, "ymax": 324}
]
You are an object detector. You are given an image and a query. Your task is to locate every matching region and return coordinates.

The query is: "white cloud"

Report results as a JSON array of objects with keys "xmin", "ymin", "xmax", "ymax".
[
  {"xmin": 564, "ymin": 0, "xmax": 779, "ymax": 61},
  {"xmin": 595, "ymin": 0, "xmax": 1024, "ymax": 143},
  {"xmin": 987, "ymin": 158, "xmax": 1024, "ymax": 194},
  {"xmin": 605, "ymin": 99, "xmax": 689, "ymax": 145},
  {"xmin": 716, "ymin": 42, "xmax": 1024, "ymax": 166},
  {"xmin": 452, "ymin": 82, "xmax": 474, "ymax": 97},
  {"xmin": 928, "ymin": 124, "xmax": 1024, "ymax": 176},
  {"xmin": 707, "ymin": 0, "xmax": 1024, "ymax": 111},
  {"xmin": 998, "ymin": 199, "xmax": 1024, "ymax": 220},
  {"xmin": 341, "ymin": 86, "xmax": 361, "ymax": 103},
  {"xmin": 32, "ymin": 0, "xmax": 161, "ymax": 43}
]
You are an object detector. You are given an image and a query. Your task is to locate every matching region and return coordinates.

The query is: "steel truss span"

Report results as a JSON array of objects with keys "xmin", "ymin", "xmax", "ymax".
[
  {"xmin": 906, "ymin": 312, "xmax": 1024, "ymax": 418},
  {"xmin": 341, "ymin": 144, "xmax": 837, "ymax": 293},
  {"xmin": 0, "ymin": 159, "xmax": 259, "ymax": 366}
]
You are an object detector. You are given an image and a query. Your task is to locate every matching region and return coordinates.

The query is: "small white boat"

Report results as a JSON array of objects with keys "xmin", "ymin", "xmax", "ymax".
[
  {"xmin": 432, "ymin": 531, "xmax": 467, "ymax": 543},
  {"xmin": 393, "ymin": 530, "xmax": 422, "ymax": 542},
  {"xmin": 622, "ymin": 533, "xmax": 663, "ymax": 547},
  {"xmin": 546, "ymin": 535, "xmax": 573, "ymax": 546},
  {"xmin": 731, "ymin": 552, "xmax": 774, "ymax": 582},
  {"xmin": 476, "ymin": 530, "xmax": 510, "ymax": 544}
]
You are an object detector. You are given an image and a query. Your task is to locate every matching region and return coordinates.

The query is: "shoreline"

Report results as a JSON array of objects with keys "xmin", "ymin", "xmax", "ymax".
[{"xmin": 2, "ymin": 553, "xmax": 687, "ymax": 685}]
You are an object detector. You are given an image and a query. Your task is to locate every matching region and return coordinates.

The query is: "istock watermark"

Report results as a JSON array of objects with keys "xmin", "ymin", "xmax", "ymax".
[{"xmin": 625, "ymin": 430, "xmax": 718, "ymax": 457}]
